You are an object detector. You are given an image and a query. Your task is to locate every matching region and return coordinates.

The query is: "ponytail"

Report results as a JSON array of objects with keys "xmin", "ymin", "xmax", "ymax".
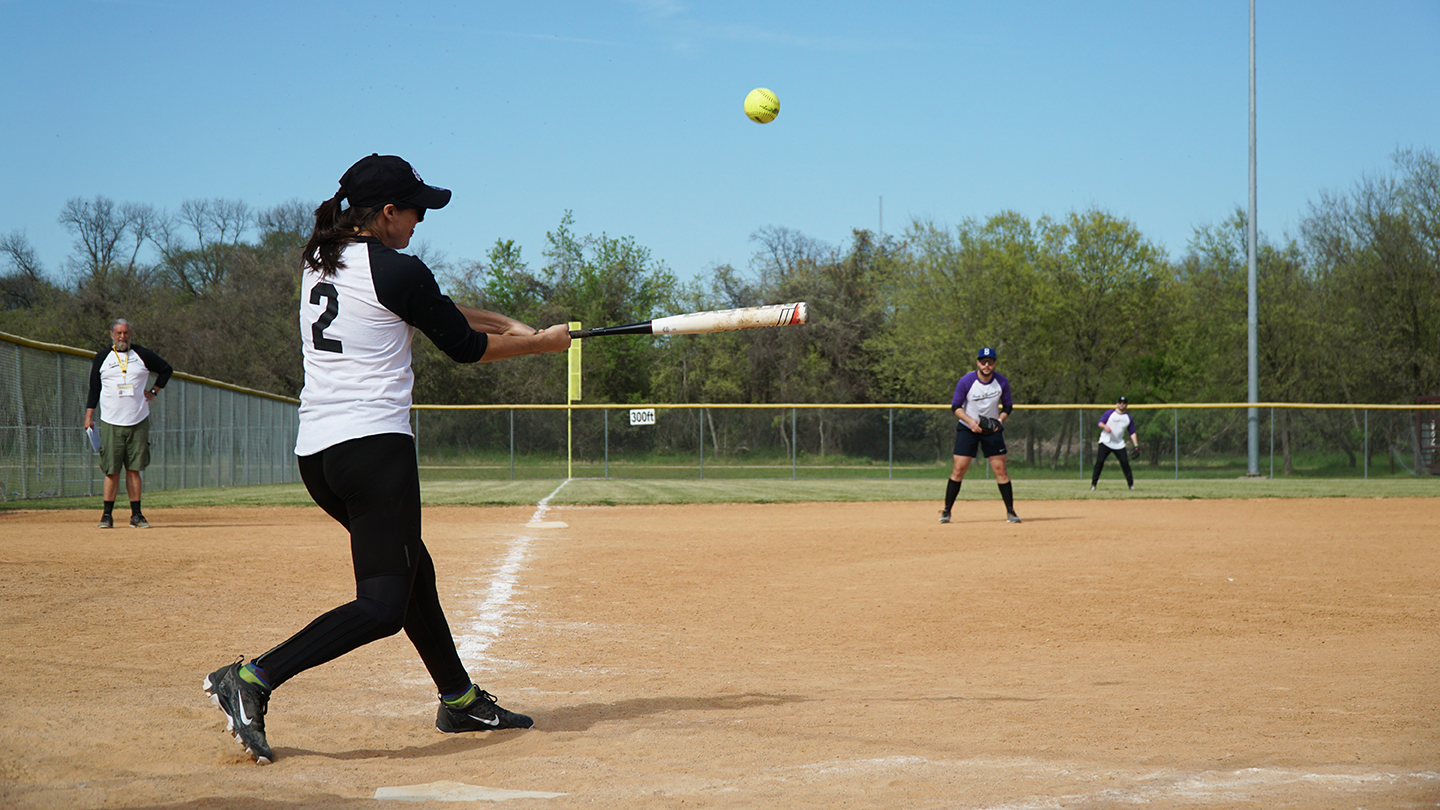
[{"xmin": 302, "ymin": 189, "xmax": 380, "ymax": 278}]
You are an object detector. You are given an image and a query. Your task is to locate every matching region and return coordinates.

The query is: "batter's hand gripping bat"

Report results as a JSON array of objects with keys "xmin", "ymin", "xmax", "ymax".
[{"xmin": 568, "ymin": 302, "xmax": 809, "ymax": 338}]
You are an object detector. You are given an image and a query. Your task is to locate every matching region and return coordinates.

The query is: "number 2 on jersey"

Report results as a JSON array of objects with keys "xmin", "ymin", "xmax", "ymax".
[{"xmin": 310, "ymin": 282, "xmax": 343, "ymax": 353}]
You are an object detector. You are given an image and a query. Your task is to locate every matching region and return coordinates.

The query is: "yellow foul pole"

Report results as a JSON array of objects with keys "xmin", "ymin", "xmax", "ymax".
[{"xmin": 567, "ymin": 322, "xmax": 581, "ymax": 479}]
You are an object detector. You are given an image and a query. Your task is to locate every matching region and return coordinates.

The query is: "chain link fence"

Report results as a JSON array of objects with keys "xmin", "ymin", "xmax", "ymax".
[
  {"xmin": 1, "ymin": 332, "xmax": 300, "ymax": 501},
  {"xmin": 4, "ymin": 329, "xmax": 1435, "ymax": 501},
  {"xmin": 413, "ymin": 402, "xmax": 1437, "ymax": 481}
]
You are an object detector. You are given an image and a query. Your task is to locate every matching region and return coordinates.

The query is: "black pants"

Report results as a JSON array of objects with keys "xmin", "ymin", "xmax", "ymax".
[
  {"xmin": 1091, "ymin": 444, "xmax": 1134, "ymax": 487},
  {"xmin": 256, "ymin": 433, "xmax": 469, "ymax": 696}
]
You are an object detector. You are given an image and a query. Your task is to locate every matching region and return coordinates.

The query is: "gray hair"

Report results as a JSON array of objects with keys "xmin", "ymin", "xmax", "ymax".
[{"xmin": 109, "ymin": 319, "xmax": 130, "ymax": 332}]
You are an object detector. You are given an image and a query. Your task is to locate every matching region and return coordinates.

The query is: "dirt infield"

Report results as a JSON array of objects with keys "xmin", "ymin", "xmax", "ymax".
[{"xmin": 2, "ymin": 497, "xmax": 1437, "ymax": 809}]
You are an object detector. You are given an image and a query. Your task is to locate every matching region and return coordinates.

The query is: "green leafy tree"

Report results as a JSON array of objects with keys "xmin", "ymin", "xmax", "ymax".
[
  {"xmin": 1171, "ymin": 212, "xmax": 1275, "ymax": 404},
  {"xmin": 536, "ymin": 212, "xmax": 678, "ymax": 404},
  {"xmin": 424, "ymin": 213, "xmax": 678, "ymax": 406},
  {"xmin": 1172, "ymin": 210, "xmax": 1336, "ymax": 471},
  {"xmin": 649, "ymin": 268, "xmax": 752, "ymax": 404},
  {"xmin": 677, "ymin": 227, "xmax": 897, "ymax": 457},
  {"xmin": 874, "ymin": 212, "xmax": 1046, "ymax": 405},
  {"xmin": 1029, "ymin": 209, "xmax": 1171, "ymax": 404},
  {"xmin": 1303, "ymin": 147, "xmax": 1440, "ymax": 404}
]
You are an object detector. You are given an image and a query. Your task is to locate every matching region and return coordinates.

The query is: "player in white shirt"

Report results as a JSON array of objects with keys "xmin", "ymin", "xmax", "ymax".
[
  {"xmin": 204, "ymin": 154, "xmax": 570, "ymax": 765},
  {"xmin": 84, "ymin": 319, "xmax": 172, "ymax": 529},
  {"xmin": 1091, "ymin": 396, "xmax": 1140, "ymax": 490}
]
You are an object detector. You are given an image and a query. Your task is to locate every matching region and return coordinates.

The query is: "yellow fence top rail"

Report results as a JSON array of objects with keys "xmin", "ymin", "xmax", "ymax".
[{"xmin": 414, "ymin": 401, "xmax": 1431, "ymax": 411}]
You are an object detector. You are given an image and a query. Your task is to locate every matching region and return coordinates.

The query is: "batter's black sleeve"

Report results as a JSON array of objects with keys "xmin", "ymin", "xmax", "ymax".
[
  {"xmin": 371, "ymin": 251, "xmax": 488, "ymax": 364},
  {"xmin": 132, "ymin": 344, "xmax": 173, "ymax": 389},
  {"xmin": 85, "ymin": 350, "xmax": 106, "ymax": 410}
]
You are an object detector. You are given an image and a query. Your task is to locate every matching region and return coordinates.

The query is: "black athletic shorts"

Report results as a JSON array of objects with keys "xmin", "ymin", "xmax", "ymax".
[{"xmin": 953, "ymin": 424, "xmax": 1008, "ymax": 458}]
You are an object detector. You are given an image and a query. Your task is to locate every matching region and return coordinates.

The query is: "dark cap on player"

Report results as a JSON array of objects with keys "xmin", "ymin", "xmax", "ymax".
[
  {"xmin": 977, "ymin": 347, "xmax": 997, "ymax": 360},
  {"xmin": 1117, "ymin": 395, "xmax": 1128, "ymax": 404},
  {"xmin": 339, "ymin": 154, "xmax": 452, "ymax": 211}
]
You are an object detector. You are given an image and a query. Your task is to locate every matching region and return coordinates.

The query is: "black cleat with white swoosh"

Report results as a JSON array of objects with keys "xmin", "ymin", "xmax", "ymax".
[
  {"xmin": 436, "ymin": 687, "xmax": 534, "ymax": 733},
  {"xmin": 204, "ymin": 659, "xmax": 274, "ymax": 764}
]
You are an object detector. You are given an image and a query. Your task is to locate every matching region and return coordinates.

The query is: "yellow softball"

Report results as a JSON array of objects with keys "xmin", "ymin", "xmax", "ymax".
[{"xmin": 744, "ymin": 88, "xmax": 780, "ymax": 124}]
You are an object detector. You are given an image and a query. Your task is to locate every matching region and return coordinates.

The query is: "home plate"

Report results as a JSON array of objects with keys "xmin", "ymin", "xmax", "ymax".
[
  {"xmin": 375, "ymin": 781, "xmax": 566, "ymax": 801},
  {"xmin": 525, "ymin": 520, "xmax": 568, "ymax": 529}
]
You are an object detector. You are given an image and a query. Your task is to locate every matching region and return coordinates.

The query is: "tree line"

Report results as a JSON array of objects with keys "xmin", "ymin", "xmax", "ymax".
[{"xmin": 3, "ymin": 148, "xmax": 1436, "ymax": 425}]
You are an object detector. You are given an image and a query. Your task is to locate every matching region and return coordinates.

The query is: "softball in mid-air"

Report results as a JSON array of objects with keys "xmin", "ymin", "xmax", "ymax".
[{"xmin": 744, "ymin": 88, "xmax": 780, "ymax": 124}]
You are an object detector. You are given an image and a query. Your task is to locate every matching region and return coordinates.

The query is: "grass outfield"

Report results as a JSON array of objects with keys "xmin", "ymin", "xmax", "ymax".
[
  {"xmin": 417, "ymin": 451, "xmax": 1430, "ymax": 481},
  {"xmin": 3, "ymin": 476, "xmax": 1436, "ymax": 510}
]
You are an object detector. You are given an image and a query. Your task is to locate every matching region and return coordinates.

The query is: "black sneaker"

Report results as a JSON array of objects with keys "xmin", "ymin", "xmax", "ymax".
[
  {"xmin": 436, "ymin": 687, "xmax": 534, "ymax": 733},
  {"xmin": 98, "ymin": 514, "xmax": 113, "ymax": 529},
  {"xmin": 1006, "ymin": 512, "xmax": 1022, "ymax": 524},
  {"xmin": 938, "ymin": 510, "xmax": 951, "ymax": 524},
  {"xmin": 204, "ymin": 660, "xmax": 274, "ymax": 764},
  {"xmin": 130, "ymin": 514, "xmax": 150, "ymax": 529}
]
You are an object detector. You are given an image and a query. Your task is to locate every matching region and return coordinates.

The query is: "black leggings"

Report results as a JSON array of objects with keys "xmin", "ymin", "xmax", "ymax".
[
  {"xmin": 255, "ymin": 433, "xmax": 469, "ymax": 696},
  {"xmin": 1091, "ymin": 444, "xmax": 1134, "ymax": 487}
]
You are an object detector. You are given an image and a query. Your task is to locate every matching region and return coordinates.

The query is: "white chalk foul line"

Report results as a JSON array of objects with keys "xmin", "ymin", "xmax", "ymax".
[
  {"xmin": 375, "ymin": 781, "xmax": 566, "ymax": 801},
  {"xmin": 456, "ymin": 480, "xmax": 569, "ymax": 661}
]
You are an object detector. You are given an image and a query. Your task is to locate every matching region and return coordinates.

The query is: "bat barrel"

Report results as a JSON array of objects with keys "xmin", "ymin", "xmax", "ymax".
[
  {"xmin": 652, "ymin": 302, "xmax": 809, "ymax": 335},
  {"xmin": 569, "ymin": 302, "xmax": 808, "ymax": 338}
]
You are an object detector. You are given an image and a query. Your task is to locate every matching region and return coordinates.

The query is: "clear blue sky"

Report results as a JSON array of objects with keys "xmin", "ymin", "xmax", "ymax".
[{"xmin": 2, "ymin": 1, "xmax": 1436, "ymax": 285}]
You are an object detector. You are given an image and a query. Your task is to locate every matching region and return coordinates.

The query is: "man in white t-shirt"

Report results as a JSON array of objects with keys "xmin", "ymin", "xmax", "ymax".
[
  {"xmin": 84, "ymin": 319, "xmax": 172, "ymax": 528},
  {"xmin": 1091, "ymin": 396, "xmax": 1140, "ymax": 490}
]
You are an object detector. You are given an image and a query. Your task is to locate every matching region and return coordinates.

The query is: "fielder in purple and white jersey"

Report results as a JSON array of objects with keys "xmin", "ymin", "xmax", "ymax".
[
  {"xmin": 951, "ymin": 367, "xmax": 1014, "ymax": 425},
  {"xmin": 939, "ymin": 346, "xmax": 1021, "ymax": 525},
  {"xmin": 1091, "ymin": 395, "xmax": 1140, "ymax": 490}
]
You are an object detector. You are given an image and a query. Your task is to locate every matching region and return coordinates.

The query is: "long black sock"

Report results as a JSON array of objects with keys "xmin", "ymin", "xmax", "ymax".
[
  {"xmin": 944, "ymin": 478, "xmax": 962, "ymax": 510},
  {"xmin": 130, "ymin": 500, "xmax": 142, "ymax": 516},
  {"xmin": 998, "ymin": 481, "xmax": 1015, "ymax": 513},
  {"xmin": 103, "ymin": 500, "xmax": 114, "ymax": 516}
]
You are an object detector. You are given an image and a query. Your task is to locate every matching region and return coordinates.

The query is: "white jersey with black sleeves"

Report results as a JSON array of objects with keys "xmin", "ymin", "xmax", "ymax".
[
  {"xmin": 85, "ymin": 344, "xmax": 173, "ymax": 427},
  {"xmin": 296, "ymin": 237, "xmax": 487, "ymax": 456}
]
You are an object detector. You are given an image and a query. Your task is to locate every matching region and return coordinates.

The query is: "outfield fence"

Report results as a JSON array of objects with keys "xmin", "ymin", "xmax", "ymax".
[
  {"xmin": 0, "ymin": 332, "xmax": 300, "ymax": 501},
  {"xmin": 3, "ymin": 332, "xmax": 1437, "ymax": 501},
  {"xmin": 413, "ymin": 401, "xmax": 1439, "ymax": 482}
]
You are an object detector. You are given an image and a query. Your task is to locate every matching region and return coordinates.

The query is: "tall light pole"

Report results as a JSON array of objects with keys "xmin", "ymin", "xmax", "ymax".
[{"xmin": 1247, "ymin": 0, "xmax": 1261, "ymax": 476}]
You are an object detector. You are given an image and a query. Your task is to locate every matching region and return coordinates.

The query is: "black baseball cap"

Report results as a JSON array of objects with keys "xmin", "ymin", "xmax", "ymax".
[
  {"xmin": 1117, "ymin": 396, "xmax": 1128, "ymax": 403},
  {"xmin": 339, "ymin": 154, "xmax": 452, "ymax": 211}
]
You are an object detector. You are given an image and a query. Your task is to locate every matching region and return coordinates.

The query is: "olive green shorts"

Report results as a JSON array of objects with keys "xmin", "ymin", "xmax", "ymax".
[{"xmin": 99, "ymin": 418, "xmax": 151, "ymax": 475}]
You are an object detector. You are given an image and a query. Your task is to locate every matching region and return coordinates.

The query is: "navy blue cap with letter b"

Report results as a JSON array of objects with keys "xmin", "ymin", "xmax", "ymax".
[{"xmin": 977, "ymin": 347, "xmax": 997, "ymax": 360}]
